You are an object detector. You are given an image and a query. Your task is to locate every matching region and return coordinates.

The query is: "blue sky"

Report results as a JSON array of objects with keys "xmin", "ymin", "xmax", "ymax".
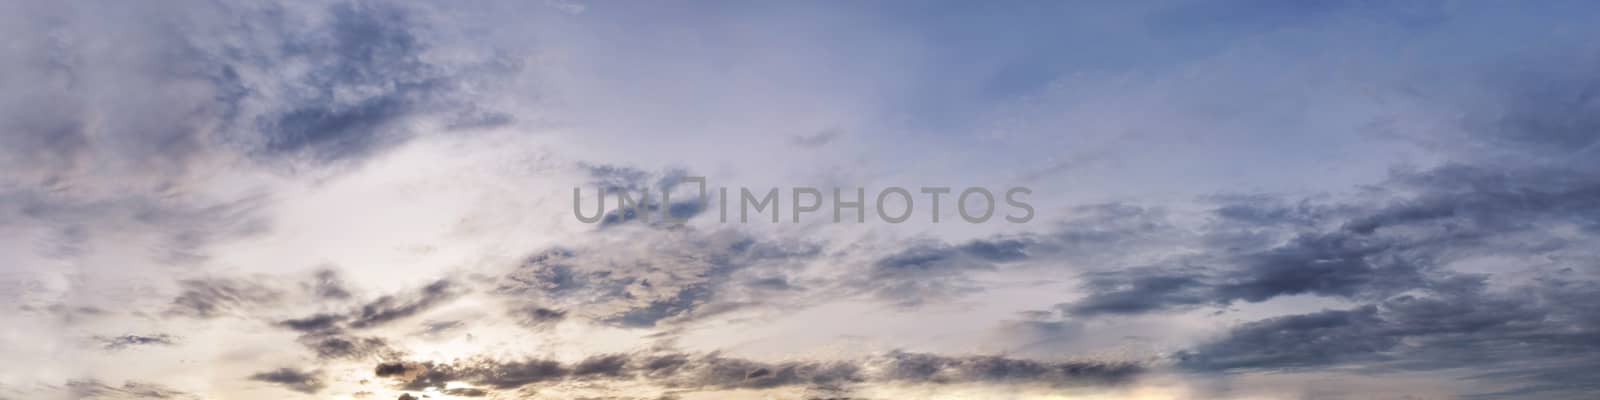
[{"xmin": 5, "ymin": 1, "xmax": 1600, "ymax": 399}]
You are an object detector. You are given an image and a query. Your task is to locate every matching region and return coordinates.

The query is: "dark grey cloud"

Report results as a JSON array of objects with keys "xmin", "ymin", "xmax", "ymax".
[
  {"xmin": 599, "ymin": 199, "xmax": 708, "ymax": 227},
  {"xmin": 1061, "ymin": 67, "xmax": 1600, "ymax": 277},
  {"xmin": 308, "ymin": 268, "xmax": 353, "ymax": 300},
  {"xmin": 871, "ymin": 243, "xmax": 987, "ymax": 276},
  {"xmin": 509, "ymin": 306, "xmax": 567, "ymax": 329},
  {"xmin": 1212, "ymin": 231, "xmax": 1427, "ymax": 303},
  {"xmin": 279, "ymin": 313, "xmax": 347, "ymax": 333},
  {"xmin": 858, "ymin": 238, "xmax": 1036, "ymax": 307},
  {"xmin": 840, "ymin": 203, "xmax": 1199, "ymax": 309},
  {"xmin": 1063, "ymin": 267, "xmax": 1212, "ymax": 316},
  {"xmin": 665, "ymin": 354, "xmax": 860, "ymax": 390},
  {"xmin": 248, "ymin": 368, "xmax": 326, "ymax": 394},
  {"xmin": 250, "ymin": 1, "xmax": 510, "ymax": 163},
  {"xmin": 605, "ymin": 285, "xmax": 716, "ymax": 329},
  {"xmin": 1174, "ymin": 265, "xmax": 1600, "ymax": 398},
  {"xmin": 0, "ymin": 1, "xmax": 515, "ymax": 188},
  {"xmin": 0, "ymin": 2, "xmax": 518, "ymax": 334},
  {"xmin": 269, "ymin": 277, "xmax": 463, "ymax": 359},
  {"xmin": 1177, "ymin": 273, "xmax": 1600, "ymax": 397},
  {"xmin": 571, "ymin": 354, "xmax": 631, "ymax": 378},
  {"xmin": 376, "ymin": 358, "xmax": 563, "ymax": 391},
  {"xmin": 1059, "ymin": 165, "xmax": 1600, "ymax": 318},
  {"xmin": 1177, "ymin": 306, "xmax": 1393, "ymax": 370},
  {"xmin": 1343, "ymin": 165, "xmax": 1600, "ymax": 238},
  {"xmin": 348, "ymin": 280, "xmax": 463, "ymax": 329},
  {"xmin": 1206, "ymin": 194, "xmax": 1343, "ymax": 232},
  {"xmin": 374, "ymin": 351, "xmax": 1140, "ymax": 396},
  {"xmin": 745, "ymin": 277, "xmax": 796, "ymax": 291},
  {"xmin": 165, "ymin": 278, "xmax": 283, "ymax": 319},
  {"xmin": 94, "ymin": 334, "xmax": 177, "ymax": 351},
  {"xmin": 870, "ymin": 351, "xmax": 1141, "ymax": 386},
  {"xmin": 1119, "ymin": 56, "xmax": 1600, "ymax": 398},
  {"xmin": 374, "ymin": 362, "xmax": 414, "ymax": 377},
  {"xmin": 495, "ymin": 228, "xmax": 820, "ymax": 329},
  {"xmin": 1046, "ymin": 174, "xmax": 1600, "ymax": 395},
  {"xmin": 866, "ymin": 203, "xmax": 1190, "ymax": 308},
  {"xmin": 297, "ymin": 334, "xmax": 401, "ymax": 361},
  {"xmin": 576, "ymin": 165, "xmax": 708, "ymax": 227},
  {"xmin": 272, "ymin": 277, "xmax": 462, "ymax": 333}
]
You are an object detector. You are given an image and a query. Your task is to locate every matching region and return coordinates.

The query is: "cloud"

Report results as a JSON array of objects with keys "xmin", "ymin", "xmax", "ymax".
[
  {"xmin": 94, "ymin": 334, "xmax": 178, "ymax": 351},
  {"xmin": 0, "ymin": 190, "xmax": 272, "ymax": 268},
  {"xmin": 1062, "ymin": 267, "xmax": 1212, "ymax": 316},
  {"xmin": 9, "ymin": 2, "xmax": 1600, "ymax": 399},
  {"xmin": 376, "ymin": 359, "xmax": 562, "ymax": 391},
  {"xmin": 269, "ymin": 276, "xmax": 462, "ymax": 334},
  {"xmin": 1059, "ymin": 164, "xmax": 1600, "ymax": 319},
  {"xmin": 508, "ymin": 306, "xmax": 567, "ymax": 329},
  {"xmin": 1052, "ymin": 65, "xmax": 1600, "ymax": 396},
  {"xmin": 837, "ymin": 205, "xmax": 1193, "ymax": 309},
  {"xmin": 575, "ymin": 165, "xmax": 709, "ymax": 228},
  {"xmin": 855, "ymin": 238, "xmax": 1032, "ymax": 307},
  {"xmin": 245, "ymin": 1, "xmax": 515, "ymax": 163},
  {"xmin": 0, "ymin": 1, "xmax": 515, "ymax": 190},
  {"xmin": 307, "ymin": 268, "xmax": 354, "ymax": 300},
  {"xmin": 65, "ymin": 380, "xmax": 195, "ymax": 400},
  {"xmin": 165, "ymin": 278, "xmax": 284, "ymax": 319},
  {"xmin": 297, "ymin": 334, "xmax": 401, "ymax": 361},
  {"xmin": 373, "ymin": 351, "xmax": 1142, "ymax": 396},
  {"xmin": 869, "ymin": 351, "xmax": 1141, "ymax": 386},
  {"xmin": 279, "ymin": 313, "xmax": 347, "ymax": 333},
  {"xmin": 269, "ymin": 277, "xmax": 463, "ymax": 359},
  {"xmin": 1210, "ymin": 231, "xmax": 1426, "ymax": 303},
  {"xmin": 248, "ymin": 368, "xmax": 326, "ymax": 394},
  {"xmin": 414, "ymin": 319, "xmax": 468, "ymax": 338},
  {"xmin": 347, "ymin": 280, "xmax": 463, "ymax": 329},
  {"xmin": 1176, "ymin": 272, "xmax": 1600, "ymax": 397},
  {"xmin": 494, "ymin": 228, "xmax": 821, "ymax": 329},
  {"xmin": 1177, "ymin": 306, "xmax": 1394, "ymax": 370}
]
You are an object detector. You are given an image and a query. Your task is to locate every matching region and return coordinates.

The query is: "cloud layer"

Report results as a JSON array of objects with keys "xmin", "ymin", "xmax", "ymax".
[{"xmin": 5, "ymin": 1, "xmax": 1600, "ymax": 399}]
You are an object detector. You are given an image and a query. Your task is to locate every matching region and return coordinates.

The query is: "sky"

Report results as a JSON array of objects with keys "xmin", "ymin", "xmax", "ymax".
[{"xmin": 4, "ymin": 1, "xmax": 1600, "ymax": 399}]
